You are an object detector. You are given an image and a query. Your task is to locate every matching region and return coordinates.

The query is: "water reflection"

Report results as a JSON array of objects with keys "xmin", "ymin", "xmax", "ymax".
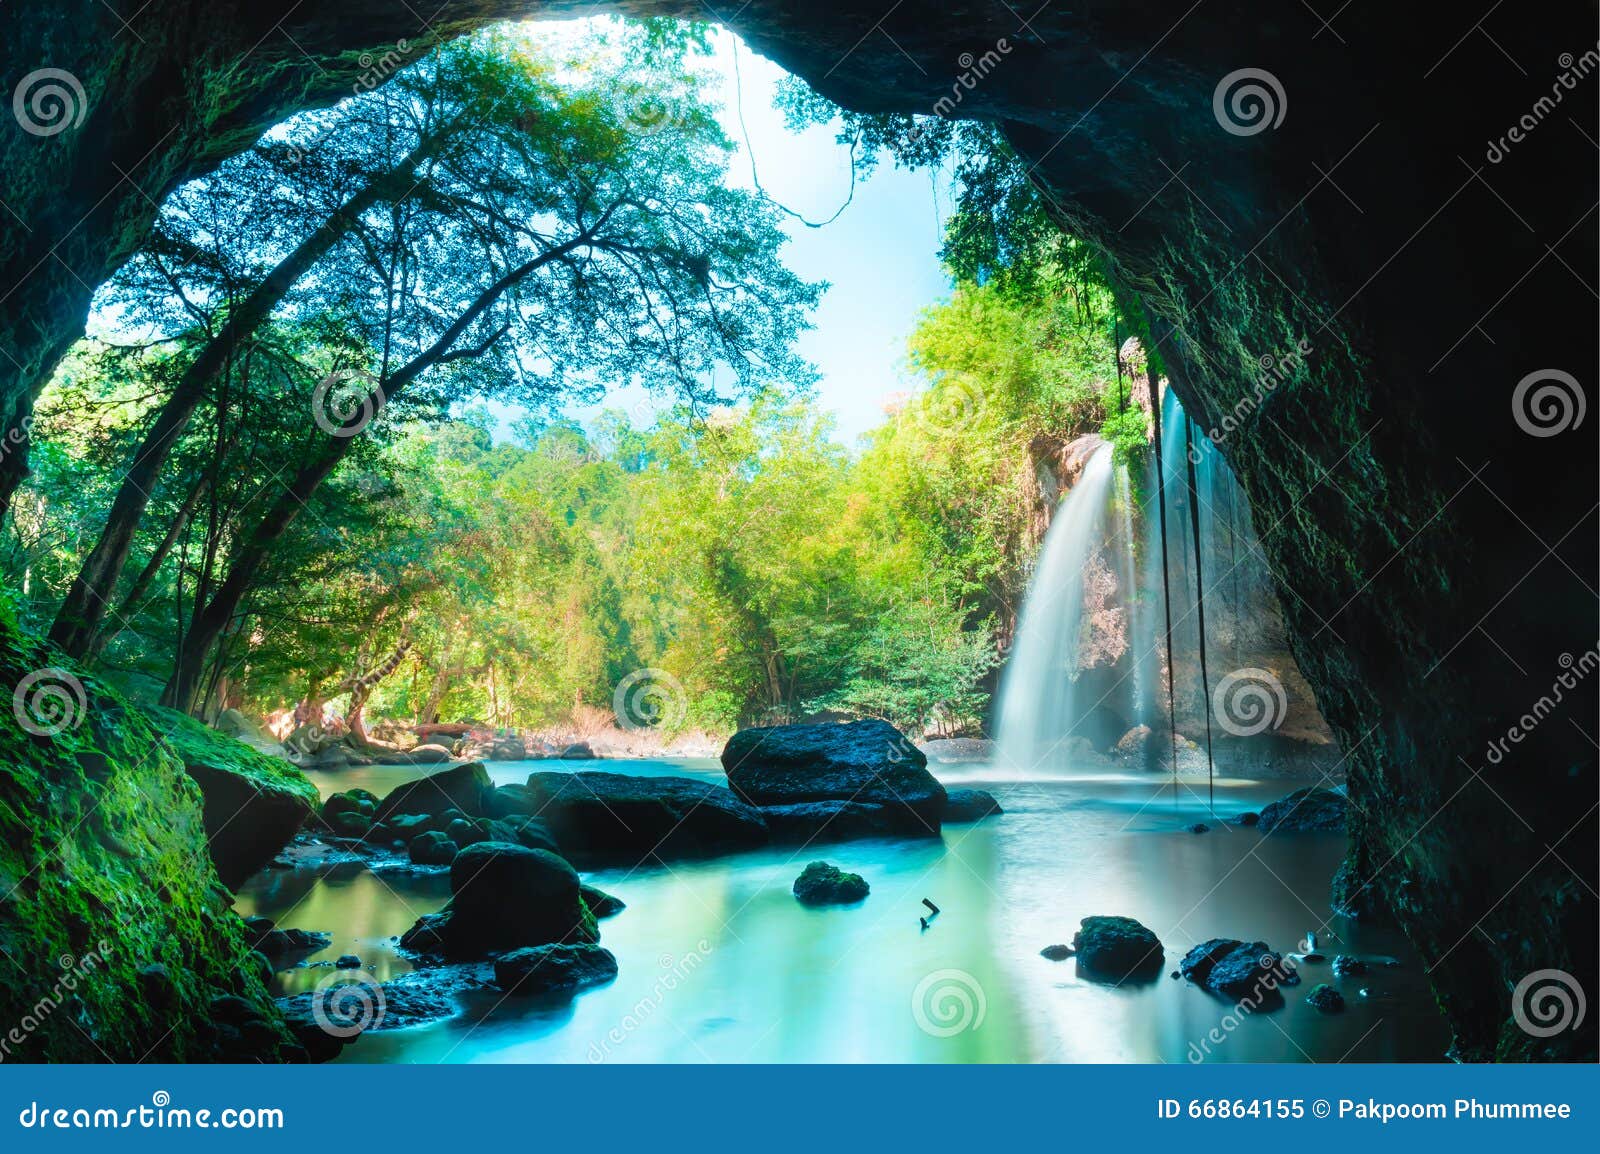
[{"xmin": 236, "ymin": 761, "xmax": 1449, "ymax": 1063}]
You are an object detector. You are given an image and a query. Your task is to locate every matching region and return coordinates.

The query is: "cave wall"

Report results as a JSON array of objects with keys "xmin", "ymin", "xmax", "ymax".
[{"xmin": 2, "ymin": 1, "xmax": 1595, "ymax": 1059}]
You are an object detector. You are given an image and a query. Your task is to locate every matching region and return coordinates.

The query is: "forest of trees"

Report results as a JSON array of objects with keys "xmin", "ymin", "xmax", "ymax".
[{"xmin": 1, "ymin": 21, "xmax": 1149, "ymax": 741}]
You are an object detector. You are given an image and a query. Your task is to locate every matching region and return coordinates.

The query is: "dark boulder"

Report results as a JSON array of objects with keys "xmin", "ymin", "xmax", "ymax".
[
  {"xmin": 1071, "ymin": 916, "xmax": 1164, "ymax": 983},
  {"xmin": 493, "ymin": 943, "xmax": 619, "ymax": 996},
  {"xmin": 944, "ymin": 788, "xmax": 1003, "ymax": 822},
  {"xmin": 721, "ymin": 719, "xmax": 945, "ymax": 833},
  {"xmin": 761, "ymin": 800, "xmax": 902, "ymax": 844},
  {"xmin": 1233, "ymin": 811, "xmax": 1261, "ymax": 827},
  {"xmin": 407, "ymin": 830, "xmax": 458, "ymax": 866},
  {"xmin": 402, "ymin": 842, "xmax": 597, "ymax": 959},
  {"xmin": 335, "ymin": 954, "xmax": 362, "ymax": 969},
  {"xmin": 520, "ymin": 771, "xmax": 768, "ymax": 868},
  {"xmin": 580, "ymin": 884, "xmax": 626, "ymax": 918},
  {"xmin": 1331, "ymin": 955, "xmax": 1369, "ymax": 978},
  {"xmin": 1257, "ymin": 788, "xmax": 1348, "ymax": 833},
  {"xmin": 150, "ymin": 705, "xmax": 319, "ymax": 889},
  {"xmin": 374, "ymin": 762, "xmax": 492, "ymax": 821},
  {"xmin": 792, "ymin": 861, "xmax": 870, "ymax": 905},
  {"xmin": 1305, "ymin": 983, "xmax": 1346, "ymax": 1012},
  {"xmin": 1180, "ymin": 938, "xmax": 1302, "ymax": 997}
]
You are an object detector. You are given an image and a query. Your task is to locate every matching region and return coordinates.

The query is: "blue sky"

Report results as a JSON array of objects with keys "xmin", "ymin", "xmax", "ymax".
[{"xmin": 553, "ymin": 26, "xmax": 957, "ymax": 448}]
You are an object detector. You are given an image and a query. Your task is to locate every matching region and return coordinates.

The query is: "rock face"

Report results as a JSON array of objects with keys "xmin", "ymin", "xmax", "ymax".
[
  {"xmin": 400, "ymin": 842, "xmax": 597, "ymax": 959},
  {"xmin": 520, "ymin": 771, "xmax": 768, "ymax": 867},
  {"xmin": 493, "ymin": 943, "xmax": 618, "ymax": 996},
  {"xmin": 761, "ymin": 800, "xmax": 902, "ymax": 844},
  {"xmin": 792, "ymin": 861, "xmax": 870, "ymax": 905},
  {"xmin": 1180, "ymin": 939, "xmax": 1302, "ymax": 998},
  {"xmin": 150, "ymin": 705, "xmax": 319, "ymax": 889},
  {"xmin": 944, "ymin": 789, "xmax": 1003, "ymax": 822},
  {"xmin": 374, "ymin": 762, "xmax": 492, "ymax": 821},
  {"xmin": 1257, "ymin": 788, "xmax": 1348, "ymax": 833},
  {"xmin": 722, "ymin": 719, "xmax": 946, "ymax": 834},
  {"xmin": 1, "ymin": 0, "xmax": 1595, "ymax": 1063},
  {"xmin": 1070, "ymin": 916, "xmax": 1164, "ymax": 983}
]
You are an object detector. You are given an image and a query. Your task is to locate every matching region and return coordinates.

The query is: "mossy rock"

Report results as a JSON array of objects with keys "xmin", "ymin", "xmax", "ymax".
[
  {"xmin": 0, "ymin": 612, "xmax": 301, "ymax": 1061},
  {"xmin": 144, "ymin": 704, "xmax": 319, "ymax": 886},
  {"xmin": 792, "ymin": 861, "xmax": 870, "ymax": 905}
]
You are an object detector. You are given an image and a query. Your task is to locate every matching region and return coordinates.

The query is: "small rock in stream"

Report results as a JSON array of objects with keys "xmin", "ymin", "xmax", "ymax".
[
  {"xmin": 1040, "ymin": 944, "xmax": 1074, "ymax": 961},
  {"xmin": 335, "ymin": 954, "xmax": 362, "ymax": 969},
  {"xmin": 1305, "ymin": 983, "xmax": 1346, "ymax": 1013},
  {"xmin": 792, "ymin": 861, "xmax": 870, "ymax": 905}
]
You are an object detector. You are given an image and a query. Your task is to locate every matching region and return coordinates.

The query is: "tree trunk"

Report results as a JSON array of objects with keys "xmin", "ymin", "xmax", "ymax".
[
  {"xmin": 48, "ymin": 135, "xmax": 452, "ymax": 660},
  {"xmin": 84, "ymin": 479, "xmax": 204, "ymax": 660}
]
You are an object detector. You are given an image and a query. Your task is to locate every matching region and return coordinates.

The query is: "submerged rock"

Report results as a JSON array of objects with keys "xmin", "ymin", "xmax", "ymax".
[
  {"xmin": 1040, "ymin": 944, "xmax": 1074, "ymax": 961},
  {"xmin": 521, "ymin": 771, "xmax": 768, "ymax": 867},
  {"xmin": 493, "ymin": 943, "xmax": 619, "ymax": 996},
  {"xmin": 1305, "ymin": 983, "xmax": 1346, "ymax": 1012},
  {"xmin": 1180, "ymin": 938, "xmax": 1302, "ymax": 997},
  {"xmin": 1071, "ymin": 916, "xmax": 1164, "ymax": 983},
  {"xmin": 944, "ymin": 788, "xmax": 1003, "ymax": 822},
  {"xmin": 1257, "ymin": 787, "xmax": 1348, "ymax": 833},
  {"xmin": 792, "ymin": 861, "xmax": 870, "ymax": 905},
  {"xmin": 1331, "ymin": 955, "xmax": 1369, "ymax": 978},
  {"xmin": 722, "ymin": 719, "xmax": 945, "ymax": 834}
]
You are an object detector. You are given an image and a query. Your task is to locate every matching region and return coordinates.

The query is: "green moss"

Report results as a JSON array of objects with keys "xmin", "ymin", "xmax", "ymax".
[
  {"xmin": 143, "ymin": 703, "xmax": 317, "ymax": 809},
  {"xmin": 0, "ymin": 615, "xmax": 300, "ymax": 1061}
]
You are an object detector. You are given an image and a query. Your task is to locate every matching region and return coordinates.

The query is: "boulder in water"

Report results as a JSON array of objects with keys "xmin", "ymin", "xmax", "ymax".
[
  {"xmin": 1040, "ymin": 944, "xmax": 1074, "ymax": 961},
  {"xmin": 792, "ymin": 861, "xmax": 870, "ymax": 905},
  {"xmin": 373, "ymin": 742, "xmax": 454, "ymax": 766},
  {"xmin": 1179, "ymin": 938, "xmax": 1302, "ymax": 997},
  {"xmin": 407, "ymin": 830, "xmax": 458, "ymax": 866},
  {"xmin": 521, "ymin": 771, "xmax": 767, "ymax": 867},
  {"xmin": 1257, "ymin": 787, "xmax": 1347, "ymax": 833},
  {"xmin": 375, "ymin": 762, "xmax": 492, "ymax": 821},
  {"xmin": 1305, "ymin": 983, "xmax": 1345, "ymax": 1012},
  {"xmin": 944, "ymin": 789, "xmax": 1003, "ymax": 822},
  {"xmin": 493, "ymin": 943, "xmax": 618, "ymax": 996},
  {"xmin": 580, "ymin": 884, "xmax": 626, "ymax": 918},
  {"xmin": 1071, "ymin": 916, "xmax": 1164, "ymax": 983},
  {"xmin": 722, "ymin": 719, "xmax": 945, "ymax": 833},
  {"xmin": 402, "ymin": 842, "xmax": 597, "ymax": 959},
  {"xmin": 761, "ymin": 800, "xmax": 902, "ymax": 844},
  {"xmin": 1331, "ymin": 955, "xmax": 1368, "ymax": 978},
  {"xmin": 1233, "ymin": 811, "xmax": 1260, "ymax": 827}
]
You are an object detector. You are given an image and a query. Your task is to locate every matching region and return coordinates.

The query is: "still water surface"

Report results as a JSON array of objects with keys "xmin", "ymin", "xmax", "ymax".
[{"xmin": 234, "ymin": 759, "xmax": 1449, "ymax": 1063}]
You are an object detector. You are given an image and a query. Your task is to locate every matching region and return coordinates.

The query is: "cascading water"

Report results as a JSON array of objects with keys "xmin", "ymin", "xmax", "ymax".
[
  {"xmin": 994, "ymin": 442, "xmax": 1117, "ymax": 775},
  {"xmin": 995, "ymin": 383, "xmax": 1293, "ymax": 779}
]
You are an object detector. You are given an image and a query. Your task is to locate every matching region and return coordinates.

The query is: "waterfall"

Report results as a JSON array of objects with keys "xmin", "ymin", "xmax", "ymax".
[
  {"xmin": 994, "ymin": 384, "xmax": 1291, "ymax": 780},
  {"xmin": 994, "ymin": 442, "xmax": 1117, "ymax": 775}
]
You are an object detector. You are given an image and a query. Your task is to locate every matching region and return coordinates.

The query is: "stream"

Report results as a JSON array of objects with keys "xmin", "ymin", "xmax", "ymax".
[{"xmin": 234, "ymin": 758, "xmax": 1450, "ymax": 1063}]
